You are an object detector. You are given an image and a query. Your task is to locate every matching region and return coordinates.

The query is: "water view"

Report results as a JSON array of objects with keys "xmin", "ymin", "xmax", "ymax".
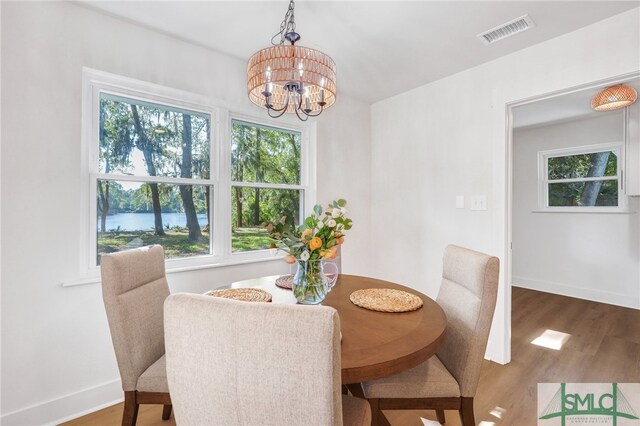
[{"xmin": 101, "ymin": 212, "xmax": 209, "ymax": 231}]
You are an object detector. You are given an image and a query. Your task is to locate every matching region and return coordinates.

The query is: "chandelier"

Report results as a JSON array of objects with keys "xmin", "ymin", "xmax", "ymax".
[
  {"xmin": 247, "ymin": 0, "xmax": 336, "ymax": 121},
  {"xmin": 591, "ymin": 84, "xmax": 638, "ymax": 111}
]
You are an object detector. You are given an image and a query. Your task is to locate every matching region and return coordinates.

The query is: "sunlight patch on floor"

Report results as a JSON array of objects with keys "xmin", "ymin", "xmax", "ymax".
[
  {"xmin": 478, "ymin": 422, "xmax": 496, "ymax": 426},
  {"xmin": 489, "ymin": 406, "xmax": 506, "ymax": 419},
  {"xmin": 531, "ymin": 329, "xmax": 571, "ymax": 350}
]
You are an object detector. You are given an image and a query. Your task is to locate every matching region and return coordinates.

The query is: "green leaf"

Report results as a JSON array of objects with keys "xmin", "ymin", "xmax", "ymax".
[
  {"xmin": 305, "ymin": 217, "xmax": 314, "ymax": 228},
  {"xmin": 337, "ymin": 199, "xmax": 347, "ymax": 207},
  {"xmin": 313, "ymin": 204, "xmax": 322, "ymax": 216}
]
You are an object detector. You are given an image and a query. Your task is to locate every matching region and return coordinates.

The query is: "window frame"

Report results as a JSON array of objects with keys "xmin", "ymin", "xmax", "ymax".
[
  {"xmin": 81, "ymin": 68, "xmax": 316, "ymax": 276},
  {"xmin": 537, "ymin": 142, "xmax": 625, "ymax": 213},
  {"xmin": 227, "ymin": 114, "xmax": 312, "ymax": 259}
]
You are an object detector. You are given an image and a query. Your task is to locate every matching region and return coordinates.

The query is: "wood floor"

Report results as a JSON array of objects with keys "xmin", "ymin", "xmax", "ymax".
[{"xmin": 62, "ymin": 287, "xmax": 640, "ymax": 426}]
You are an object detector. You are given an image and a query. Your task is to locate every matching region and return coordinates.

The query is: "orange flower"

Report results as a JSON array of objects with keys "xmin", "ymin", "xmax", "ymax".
[
  {"xmin": 301, "ymin": 228, "xmax": 313, "ymax": 242},
  {"xmin": 335, "ymin": 237, "xmax": 344, "ymax": 245},
  {"xmin": 309, "ymin": 237, "xmax": 323, "ymax": 251},
  {"xmin": 284, "ymin": 254, "xmax": 296, "ymax": 264},
  {"xmin": 321, "ymin": 246, "xmax": 338, "ymax": 259}
]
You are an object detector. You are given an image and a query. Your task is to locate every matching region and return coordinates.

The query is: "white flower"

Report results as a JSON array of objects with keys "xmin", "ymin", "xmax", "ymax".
[
  {"xmin": 331, "ymin": 208, "xmax": 341, "ymax": 218},
  {"xmin": 340, "ymin": 207, "xmax": 348, "ymax": 215},
  {"xmin": 317, "ymin": 221, "xmax": 324, "ymax": 229},
  {"xmin": 300, "ymin": 250, "xmax": 310, "ymax": 261},
  {"xmin": 327, "ymin": 219, "xmax": 337, "ymax": 228}
]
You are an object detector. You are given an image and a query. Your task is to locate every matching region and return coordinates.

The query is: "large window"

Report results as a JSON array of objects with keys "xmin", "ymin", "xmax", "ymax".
[
  {"xmin": 538, "ymin": 143, "xmax": 623, "ymax": 211},
  {"xmin": 231, "ymin": 120, "xmax": 303, "ymax": 252},
  {"xmin": 96, "ymin": 94, "xmax": 213, "ymax": 264},
  {"xmin": 83, "ymin": 69, "xmax": 313, "ymax": 271}
]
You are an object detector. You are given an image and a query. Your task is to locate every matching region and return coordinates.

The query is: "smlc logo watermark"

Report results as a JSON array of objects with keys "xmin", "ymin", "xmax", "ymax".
[{"xmin": 538, "ymin": 383, "xmax": 640, "ymax": 425}]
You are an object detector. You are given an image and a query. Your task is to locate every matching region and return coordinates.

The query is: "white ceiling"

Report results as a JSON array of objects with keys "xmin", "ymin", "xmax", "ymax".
[
  {"xmin": 513, "ymin": 78, "xmax": 640, "ymax": 128},
  {"xmin": 81, "ymin": 1, "xmax": 639, "ymax": 104}
]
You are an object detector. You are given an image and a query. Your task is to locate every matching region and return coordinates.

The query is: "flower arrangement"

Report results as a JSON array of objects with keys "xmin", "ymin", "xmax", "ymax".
[
  {"xmin": 264, "ymin": 199, "xmax": 353, "ymax": 263},
  {"xmin": 264, "ymin": 199, "xmax": 353, "ymax": 304}
]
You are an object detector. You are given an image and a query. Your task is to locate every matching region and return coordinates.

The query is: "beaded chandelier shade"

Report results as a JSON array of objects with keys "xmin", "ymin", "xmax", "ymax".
[
  {"xmin": 247, "ymin": 45, "xmax": 337, "ymax": 114},
  {"xmin": 247, "ymin": 0, "xmax": 336, "ymax": 121},
  {"xmin": 591, "ymin": 85, "xmax": 638, "ymax": 111}
]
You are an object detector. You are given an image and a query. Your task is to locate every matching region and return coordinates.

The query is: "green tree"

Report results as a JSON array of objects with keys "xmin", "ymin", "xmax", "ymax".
[
  {"xmin": 178, "ymin": 114, "xmax": 204, "ymax": 242},
  {"xmin": 231, "ymin": 124, "xmax": 258, "ymax": 227},
  {"xmin": 98, "ymin": 99, "xmax": 134, "ymax": 231},
  {"xmin": 548, "ymin": 151, "xmax": 617, "ymax": 206},
  {"xmin": 130, "ymin": 104, "xmax": 166, "ymax": 235},
  {"xmin": 581, "ymin": 152, "xmax": 610, "ymax": 206}
]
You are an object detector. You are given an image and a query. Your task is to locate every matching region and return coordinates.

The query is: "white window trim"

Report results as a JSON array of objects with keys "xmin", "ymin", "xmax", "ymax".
[
  {"xmin": 227, "ymin": 113, "xmax": 315, "ymax": 262},
  {"xmin": 77, "ymin": 68, "xmax": 316, "ymax": 282},
  {"xmin": 537, "ymin": 142, "xmax": 625, "ymax": 213}
]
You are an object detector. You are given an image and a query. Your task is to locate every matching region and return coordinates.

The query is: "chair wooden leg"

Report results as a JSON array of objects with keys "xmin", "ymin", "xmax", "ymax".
[
  {"xmin": 370, "ymin": 399, "xmax": 381, "ymax": 426},
  {"xmin": 162, "ymin": 404, "xmax": 172, "ymax": 420},
  {"xmin": 346, "ymin": 383, "xmax": 365, "ymax": 398},
  {"xmin": 369, "ymin": 399, "xmax": 391, "ymax": 426},
  {"xmin": 122, "ymin": 391, "xmax": 139, "ymax": 426},
  {"xmin": 436, "ymin": 409, "xmax": 446, "ymax": 424},
  {"xmin": 459, "ymin": 397, "xmax": 475, "ymax": 426}
]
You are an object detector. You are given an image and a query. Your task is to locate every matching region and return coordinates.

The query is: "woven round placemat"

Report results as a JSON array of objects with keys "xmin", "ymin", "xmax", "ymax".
[
  {"xmin": 206, "ymin": 288, "xmax": 272, "ymax": 303},
  {"xmin": 349, "ymin": 288, "xmax": 423, "ymax": 313},
  {"xmin": 275, "ymin": 274, "xmax": 293, "ymax": 290}
]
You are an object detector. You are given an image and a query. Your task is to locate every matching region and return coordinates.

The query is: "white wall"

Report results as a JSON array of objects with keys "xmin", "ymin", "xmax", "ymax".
[
  {"xmin": 0, "ymin": 2, "xmax": 371, "ymax": 424},
  {"xmin": 370, "ymin": 8, "xmax": 640, "ymax": 363},
  {"xmin": 513, "ymin": 113, "xmax": 640, "ymax": 308}
]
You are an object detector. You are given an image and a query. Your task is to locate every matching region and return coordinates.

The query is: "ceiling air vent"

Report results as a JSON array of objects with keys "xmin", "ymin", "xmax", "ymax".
[{"xmin": 477, "ymin": 14, "xmax": 536, "ymax": 45}]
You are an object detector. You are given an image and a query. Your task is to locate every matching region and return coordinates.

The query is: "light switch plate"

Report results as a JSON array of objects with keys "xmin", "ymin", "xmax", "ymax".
[
  {"xmin": 456, "ymin": 195, "xmax": 465, "ymax": 209},
  {"xmin": 470, "ymin": 195, "xmax": 487, "ymax": 211}
]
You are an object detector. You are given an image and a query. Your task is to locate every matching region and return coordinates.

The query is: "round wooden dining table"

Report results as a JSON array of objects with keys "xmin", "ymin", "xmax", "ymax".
[{"xmin": 229, "ymin": 274, "xmax": 447, "ymax": 384}]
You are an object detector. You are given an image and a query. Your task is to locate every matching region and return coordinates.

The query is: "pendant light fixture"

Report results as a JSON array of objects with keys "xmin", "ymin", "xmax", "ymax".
[
  {"xmin": 247, "ymin": 0, "xmax": 336, "ymax": 121},
  {"xmin": 591, "ymin": 84, "xmax": 638, "ymax": 111}
]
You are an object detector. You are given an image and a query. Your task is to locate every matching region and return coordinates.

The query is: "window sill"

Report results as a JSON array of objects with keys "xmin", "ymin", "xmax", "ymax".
[
  {"xmin": 531, "ymin": 209, "xmax": 636, "ymax": 214},
  {"xmin": 61, "ymin": 254, "xmax": 285, "ymax": 288}
]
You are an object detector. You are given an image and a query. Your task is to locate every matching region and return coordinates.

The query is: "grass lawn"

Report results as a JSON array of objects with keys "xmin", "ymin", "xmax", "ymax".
[
  {"xmin": 97, "ymin": 227, "xmax": 273, "ymax": 260},
  {"xmin": 98, "ymin": 230, "xmax": 210, "ymax": 259},
  {"xmin": 231, "ymin": 227, "xmax": 272, "ymax": 252}
]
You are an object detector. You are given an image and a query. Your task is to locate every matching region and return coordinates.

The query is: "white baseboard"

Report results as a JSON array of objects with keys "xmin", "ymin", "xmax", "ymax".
[
  {"xmin": 513, "ymin": 276, "xmax": 640, "ymax": 310},
  {"xmin": 1, "ymin": 379, "xmax": 122, "ymax": 426}
]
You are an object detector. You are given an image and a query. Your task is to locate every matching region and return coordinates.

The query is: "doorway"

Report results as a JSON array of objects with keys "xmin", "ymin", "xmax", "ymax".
[{"xmin": 505, "ymin": 72, "xmax": 640, "ymax": 360}]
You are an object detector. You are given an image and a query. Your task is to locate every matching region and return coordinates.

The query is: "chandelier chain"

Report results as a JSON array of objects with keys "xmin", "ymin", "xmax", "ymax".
[{"xmin": 271, "ymin": 0, "xmax": 297, "ymax": 45}]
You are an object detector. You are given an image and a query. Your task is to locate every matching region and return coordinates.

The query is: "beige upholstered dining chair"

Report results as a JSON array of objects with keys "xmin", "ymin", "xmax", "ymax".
[
  {"xmin": 101, "ymin": 245, "xmax": 172, "ymax": 426},
  {"xmin": 359, "ymin": 245, "xmax": 500, "ymax": 426},
  {"xmin": 164, "ymin": 292, "xmax": 371, "ymax": 426}
]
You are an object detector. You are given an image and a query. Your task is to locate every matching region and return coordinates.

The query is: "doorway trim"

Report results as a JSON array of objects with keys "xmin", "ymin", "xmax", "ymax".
[{"xmin": 503, "ymin": 70, "xmax": 640, "ymax": 364}]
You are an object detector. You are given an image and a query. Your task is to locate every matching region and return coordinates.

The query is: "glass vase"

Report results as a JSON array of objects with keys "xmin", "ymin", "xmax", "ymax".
[{"xmin": 292, "ymin": 259, "xmax": 331, "ymax": 304}]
